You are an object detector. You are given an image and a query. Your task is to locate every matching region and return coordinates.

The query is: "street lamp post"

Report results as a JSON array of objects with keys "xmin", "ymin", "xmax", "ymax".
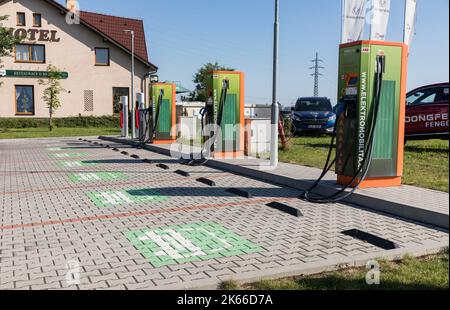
[
  {"xmin": 124, "ymin": 29, "xmax": 136, "ymax": 139},
  {"xmin": 270, "ymin": 0, "xmax": 280, "ymax": 168}
]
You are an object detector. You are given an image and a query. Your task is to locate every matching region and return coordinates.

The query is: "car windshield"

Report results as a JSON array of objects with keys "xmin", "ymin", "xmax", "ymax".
[{"xmin": 295, "ymin": 99, "xmax": 332, "ymax": 112}]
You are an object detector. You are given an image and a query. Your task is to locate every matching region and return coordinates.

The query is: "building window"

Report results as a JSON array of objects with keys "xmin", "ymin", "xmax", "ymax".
[
  {"xmin": 17, "ymin": 12, "xmax": 26, "ymax": 26},
  {"xmin": 33, "ymin": 13, "xmax": 42, "ymax": 27},
  {"xmin": 15, "ymin": 44, "xmax": 46, "ymax": 63},
  {"xmin": 15, "ymin": 86, "xmax": 35, "ymax": 115},
  {"xmin": 95, "ymin": 48, "xmax": 110, "ymax": 66}
]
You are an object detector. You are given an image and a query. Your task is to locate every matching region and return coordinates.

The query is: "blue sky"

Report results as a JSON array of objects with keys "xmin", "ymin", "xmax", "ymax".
[{"xmin": 63, "ymin": 0, "xmax": 449, "ymax": 106}]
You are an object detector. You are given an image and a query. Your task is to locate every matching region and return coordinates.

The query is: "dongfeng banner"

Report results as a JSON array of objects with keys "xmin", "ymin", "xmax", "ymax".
[
  {"xmin": 370, "ymin": 0, "xmax": 391, "ymax": 41},
  {"xmin": 342, "ymin": 0, "xmax": 368, "ymax": 43},
  {"xmin": 404, "ymin": 0, "xmax": 417, "ymax": 46}
]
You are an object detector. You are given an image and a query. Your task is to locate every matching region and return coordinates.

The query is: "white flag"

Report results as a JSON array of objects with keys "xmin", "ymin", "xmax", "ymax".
[
  {"xmin": 404, "ymin": 0, "xmax": 417, "ymax": 46},
  {"xmin": 370, "ymin": 0, "xmax": 391, "ymax": 41},
  {"xmin": 342, "ymin": 0, "xmax": 368, "ymax": 44}
]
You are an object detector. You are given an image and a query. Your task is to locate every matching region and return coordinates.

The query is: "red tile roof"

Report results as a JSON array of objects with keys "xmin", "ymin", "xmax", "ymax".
[
  {"xmin": 40, "ymin": 0, "xmax": 156, "ymax": 69},
  {"xmin": 79, "ymin": 11, "xmax": 149, "ymax": 64}
]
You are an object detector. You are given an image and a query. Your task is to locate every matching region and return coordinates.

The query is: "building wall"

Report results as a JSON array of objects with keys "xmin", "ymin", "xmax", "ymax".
[{"xmin": 0, "ymin": 0, "xmax": 152, "ymax": 118}]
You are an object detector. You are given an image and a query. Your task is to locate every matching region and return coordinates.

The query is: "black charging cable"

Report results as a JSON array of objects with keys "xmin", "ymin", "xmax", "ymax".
[
  {"xmin": 301, "ymin": 56, "xmax": 385, "ymax": 203},
  {"xmin": 138, "ymin": 88, "xmax": 164, "ymax": 147},
  {"xmin": 184, "ymin": 79, "xmax": 229, "ymax": 166}
]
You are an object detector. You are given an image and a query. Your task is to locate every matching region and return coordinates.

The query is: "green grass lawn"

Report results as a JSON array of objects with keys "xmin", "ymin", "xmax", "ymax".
[
  {"xmin": 279, "ymin": 136, "xmax": 449, "ymax": 192},
  {"xmin": 0, "ymin": 127, "xmax": 120, "ymax": 140},
  {"xmin": 222, "ymin": 249, "xmax": 449, "ymax": 290}
]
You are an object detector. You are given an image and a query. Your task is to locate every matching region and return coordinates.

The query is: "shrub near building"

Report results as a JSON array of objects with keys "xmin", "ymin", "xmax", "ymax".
[{"xmin": 0, "ymin": 116, "xmax": 119, "ymax": 129}]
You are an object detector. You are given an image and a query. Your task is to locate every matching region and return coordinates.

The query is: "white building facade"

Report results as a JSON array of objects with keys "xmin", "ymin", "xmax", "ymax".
[{"xmin": 0, "ymin": 0, "xmax": 157, "ymax": 118}]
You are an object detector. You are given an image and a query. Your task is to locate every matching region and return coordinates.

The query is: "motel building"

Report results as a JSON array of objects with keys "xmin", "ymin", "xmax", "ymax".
[{"xmin": 0, "ymin": 0, "xmax": 157, "ymax": 118}]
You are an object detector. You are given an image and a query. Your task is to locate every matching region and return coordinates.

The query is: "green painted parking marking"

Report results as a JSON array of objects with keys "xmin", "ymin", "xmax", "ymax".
[
  {"xmin": 69, "ymin": 172, "xmax": 127, "ymax": 183},
  {"xmin": 47, "ymin": 147, "xmax": 81, "ymax": 151},
  {"xmin": 49, "ymin": 152, "xmax": 88, "ymax": 159},
  {"xmin": 124, "ymin": 222, "xmax": 263, "ymax": 268},
  {"xmin": 56, "ymin": 161, "xmax": 98, "ymax": 168},
  {"xmin": 86, "ymin": 188, "xmax": 168, "ymax": 207}
]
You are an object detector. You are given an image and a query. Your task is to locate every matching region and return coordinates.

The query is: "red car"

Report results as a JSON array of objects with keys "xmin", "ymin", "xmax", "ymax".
[{"xmin": 405, "ymin": 82, "xmax": 449, "ymax": 141}]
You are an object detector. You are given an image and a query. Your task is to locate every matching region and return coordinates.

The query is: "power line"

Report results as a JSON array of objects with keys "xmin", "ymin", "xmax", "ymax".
[{"xmin": 309, "ymin": 52, "xmax": 324, "ymax": 97}]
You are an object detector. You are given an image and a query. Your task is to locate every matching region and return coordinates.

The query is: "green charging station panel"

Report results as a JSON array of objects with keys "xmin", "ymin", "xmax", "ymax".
[
  {"xmin": 336, "ymin": 41, "xmax": 407, "ymax": 181},
  {"xmin": 150, "ymin": 83, "xmax": 176, "ymax": 142},
  {"xmin": 206, "ymin": 71, "xmax": 244, "ymax": 155}
]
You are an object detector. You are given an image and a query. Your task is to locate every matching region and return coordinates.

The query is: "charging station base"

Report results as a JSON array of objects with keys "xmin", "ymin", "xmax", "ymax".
[
  {"xmin": 152, "ymin": 140, "xmax": 177, "ymax": 145},
  {"xmin": 213, "ymin": 151, "xmax": 245, "ymax": 159},
  {"xmin": 337, "ymin": 175, "xmax": 402, "ymax": 189}
]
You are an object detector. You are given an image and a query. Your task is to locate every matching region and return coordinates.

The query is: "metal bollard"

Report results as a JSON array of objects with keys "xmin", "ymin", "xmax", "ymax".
[
  {"xmin": 121, "ymin": 96, "xmax": 129, "ymax": 138},
  {"xmin": 135, "ymin": 93, "xmax": 145, "ymax": 139}
]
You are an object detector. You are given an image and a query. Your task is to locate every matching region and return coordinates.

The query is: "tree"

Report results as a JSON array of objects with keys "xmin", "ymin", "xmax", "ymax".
[
  {"xmin": 38, "ymin": 65, "xmax": 66, "ymax": 131},
  {"xmin": 0, "ymin": 15, "xmax": 23, "ymax": 86},
  {"xmin": 191, "ymin": 62, "xmax": 234, "ymax": 102}
]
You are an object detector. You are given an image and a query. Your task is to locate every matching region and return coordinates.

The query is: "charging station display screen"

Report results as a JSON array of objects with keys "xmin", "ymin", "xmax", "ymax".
[{"xmin": 348, "ymin": 77, "xmax": 359, "ymax": 85}]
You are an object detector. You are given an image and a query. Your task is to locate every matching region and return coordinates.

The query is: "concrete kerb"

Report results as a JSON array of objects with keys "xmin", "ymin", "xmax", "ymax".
[
  {"xmin": 152, "ymin": 242, "xmax": 449, "ymax": 290},
  {"xmin": 98, "ymin": 136, "xmax": 449, "ymax": 230}
]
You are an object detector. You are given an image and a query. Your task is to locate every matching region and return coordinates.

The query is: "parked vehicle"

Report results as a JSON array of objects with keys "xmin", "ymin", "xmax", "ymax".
[
  {"xmin": 291, "ymin": 97, "xmax": 336, "ymax": 135},
  {"xmin": 405, "ymin": 83, "xmax": 449, "ymax": 141}
]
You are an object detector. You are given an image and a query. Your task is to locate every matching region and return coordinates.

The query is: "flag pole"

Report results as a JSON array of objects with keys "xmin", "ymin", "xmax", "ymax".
[
  {"xmin": 270, "ymin": 0, "xmax": 280, "ymax": 168},
  {"xmin": 403, "ymin": 0, "xmax": 408, "ymax": 43},
  {"xmin": 340, "ymin": 0, "xmax": 345, "ymax": 43},
  {"xmin": 369, "ymin": 0, "xmax": 374, "ymax": 40}
]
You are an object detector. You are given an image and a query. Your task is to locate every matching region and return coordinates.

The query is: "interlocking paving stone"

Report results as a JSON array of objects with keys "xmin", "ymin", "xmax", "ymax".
[{"xmin": 0, "ymin": 137, "xmax": 448, "ymax": 290}]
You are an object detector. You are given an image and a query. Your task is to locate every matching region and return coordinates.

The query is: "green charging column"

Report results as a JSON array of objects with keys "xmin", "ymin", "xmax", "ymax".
[
  {"xmin": 336, "ymin": 41, "xmax": 408, "ymax": 188},
  {"xmin": 150, "ymin": 83, "xmax": 176, "ymax": 144},
  {"xmin": 205, "ymin": 71, "xmax": 245, "ymax": 157}
]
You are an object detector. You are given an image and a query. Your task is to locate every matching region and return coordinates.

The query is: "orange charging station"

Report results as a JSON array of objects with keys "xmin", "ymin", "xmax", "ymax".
[{"xmin": 150, "ymin": 82, "xmax": 177, "ymax": 145}]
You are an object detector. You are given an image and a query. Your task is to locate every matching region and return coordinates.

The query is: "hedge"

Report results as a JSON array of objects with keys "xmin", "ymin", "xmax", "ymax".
[{"xmin": 0, "ymin": 116, "xmax": 120, "ymax": 129}]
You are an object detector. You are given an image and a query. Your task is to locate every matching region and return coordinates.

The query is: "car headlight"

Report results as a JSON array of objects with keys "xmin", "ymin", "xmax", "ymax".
[
  {"xmin": 328, "ymin": 115, "xmax": 336, "ymax": 121},
  {"xmin": 292, "ymin": 115, "xmax": 302, "ymax": 121}
]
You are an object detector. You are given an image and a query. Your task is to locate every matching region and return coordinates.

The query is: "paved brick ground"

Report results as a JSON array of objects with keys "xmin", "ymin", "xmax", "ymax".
[{"xmin": 0, "ymin": 137, "xmax": 448, "ymax": 290}]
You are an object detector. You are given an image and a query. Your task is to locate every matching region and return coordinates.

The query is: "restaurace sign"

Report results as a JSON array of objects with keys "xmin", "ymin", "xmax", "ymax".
[
  {"xmin": 9, "ymin": 28, "xmax": 60, "ymax": 42},
  {"xmin": 0, "ymin": 70, "xmax": 69, "ymax": 79}
]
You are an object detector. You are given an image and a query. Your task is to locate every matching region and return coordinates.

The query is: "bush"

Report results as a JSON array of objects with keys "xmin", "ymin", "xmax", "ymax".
[{"xmin": 0, "ymin": 116, "xmax": 119, "ymax": 129}]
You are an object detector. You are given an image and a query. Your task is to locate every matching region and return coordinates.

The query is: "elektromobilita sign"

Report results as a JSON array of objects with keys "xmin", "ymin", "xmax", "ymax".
[{"xmin": 0, "ymin": 70, "xmax": 68, "ymax": 79}]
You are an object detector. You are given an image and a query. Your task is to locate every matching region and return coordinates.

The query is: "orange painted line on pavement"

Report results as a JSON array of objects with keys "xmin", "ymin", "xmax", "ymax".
[
  {"xmin": 0, "ymin": 173, "xmax": 230, "ymax": 196},
  {"xmin": 2, "ymin": 155, "xmax": 114, "ymax": 165},
  {"xmin": 0, "ymin": 197, "xmax": 296, "ymax": 231}
]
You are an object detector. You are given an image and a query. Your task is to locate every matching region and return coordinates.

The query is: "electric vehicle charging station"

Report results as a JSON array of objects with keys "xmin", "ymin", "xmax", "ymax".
[
  {"xmin": 204, "ymin": 71, "xmax": 245, "ymax": 159},
  {"xmin": 120, "ymin": 96, "xmax": 129, "ymax": 138},
  {"xmin": 149, "ymin": 83, "xmax": 177, "ymax": 144},
  {"xmin": 303, "ymin": 41, "xmax": 409, "ymax": 203},
  {"xmin": 336, "ymin": 41, "xmax": 408, "ymax": 188}
]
